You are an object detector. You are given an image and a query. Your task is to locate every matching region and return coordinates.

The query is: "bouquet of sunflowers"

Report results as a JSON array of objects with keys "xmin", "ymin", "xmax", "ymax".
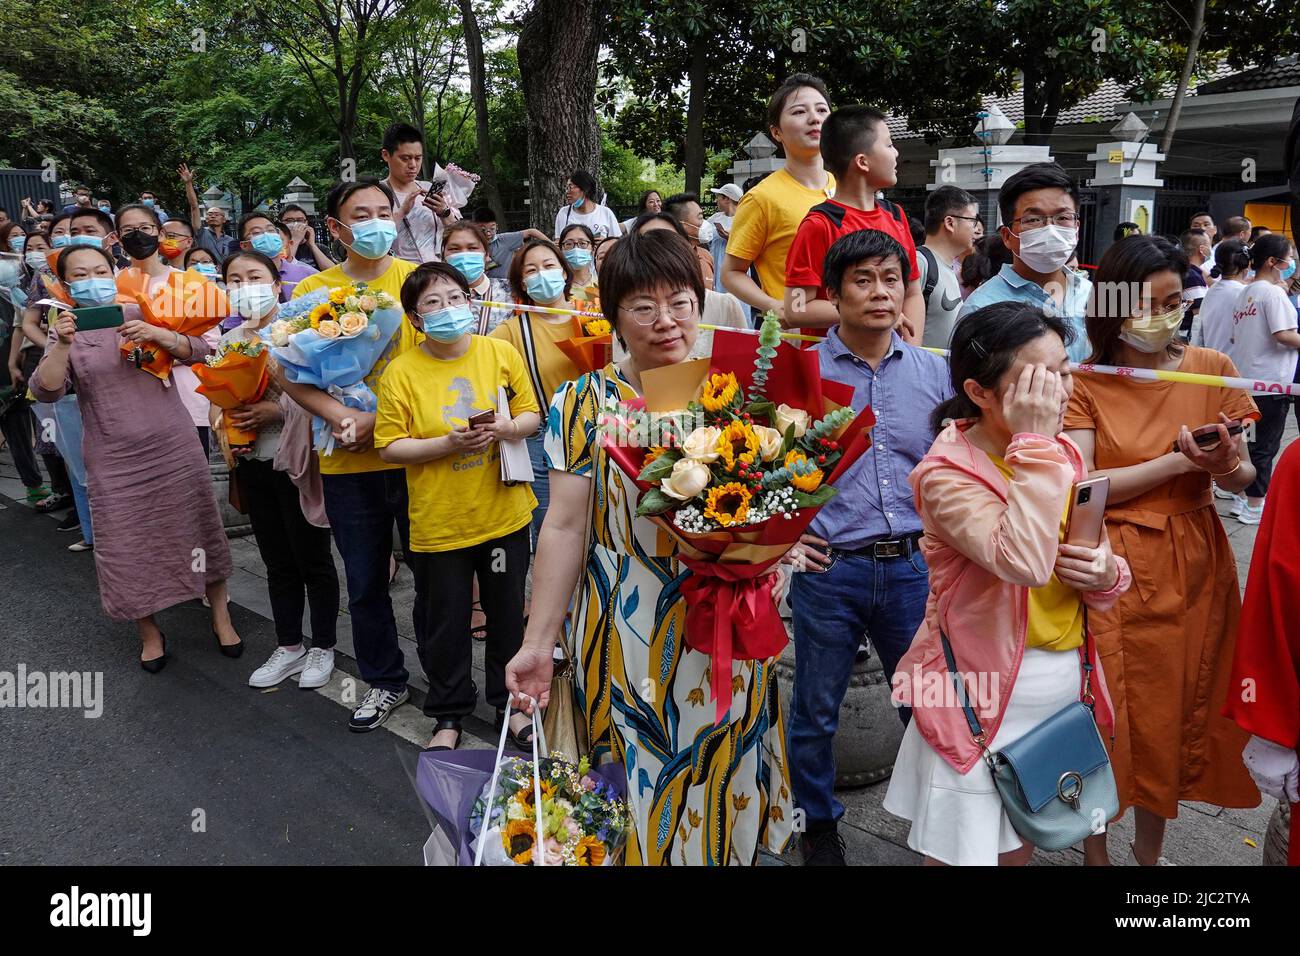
[
  {"xmin": 262, "ymin": 283, "xmax": 403, "ymax": 455},
  {"xmin": 601, "ymin": 312, "xmax": 875, "ymax": 720},
  {"xmin": 467, "ymin": 753, "xmax": 629, "ymax": 866},
  {"xmin": 555, "ymin": 314, "xmax": 613, "ymax": 374},
  {"xmin": 191, "ymin": 338, "xmax": 271, "ymax": 449}
]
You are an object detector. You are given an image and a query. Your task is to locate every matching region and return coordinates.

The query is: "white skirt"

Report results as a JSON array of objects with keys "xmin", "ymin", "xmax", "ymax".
[{"xmin": 883, "ymin": 647, "xmax": 1082, "ymax": 866}]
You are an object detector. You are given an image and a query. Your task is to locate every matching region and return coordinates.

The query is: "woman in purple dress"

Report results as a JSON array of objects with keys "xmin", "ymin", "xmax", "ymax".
[{"xmin": 33, "ymin": 225, "xmax": 241, "ymax": 672}]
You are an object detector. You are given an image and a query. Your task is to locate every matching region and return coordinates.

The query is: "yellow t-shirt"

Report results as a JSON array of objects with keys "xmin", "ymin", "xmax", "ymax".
[
  {"xmin": 724, "ymin": 167, "xmax": 836, "ymax": 302},
  {"xmin": 489, "ymin": 313, "xmax": 583, "ymax": 413},
  {"xmin": 373, "ymin": 337, "xmax": 539, "ymax": 553},
  {"xmin": 992, "ymin": 456, "xmax": 1084, "ymax": 652},
  {"xmin": 291, "ymin": 258, "xmax": 421, "ymax": 475}
]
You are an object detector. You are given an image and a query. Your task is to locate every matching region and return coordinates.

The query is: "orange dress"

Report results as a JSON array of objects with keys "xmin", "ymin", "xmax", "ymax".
[{"xmin": 1063, "ymin": 347, "xmax": 1262, "ymax": 818}]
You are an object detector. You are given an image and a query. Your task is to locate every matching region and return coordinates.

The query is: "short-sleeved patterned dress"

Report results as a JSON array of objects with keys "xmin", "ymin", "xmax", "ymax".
[{"xmin": 545, "ymin": 365, "xmax": 794, "ymax": 865}]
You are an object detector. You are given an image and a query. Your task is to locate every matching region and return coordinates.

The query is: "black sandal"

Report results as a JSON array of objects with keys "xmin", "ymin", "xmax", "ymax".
[
  {"xmin": 427, "ymin": 719, "xmax": 462, "ymax": 752},
  {"xmin": 498, "ymin": 708, "xmax": 537, "ymax": 752},
  {"xmin": 470, "ymin": 601, "xmax": 487, "ymax": 641}
]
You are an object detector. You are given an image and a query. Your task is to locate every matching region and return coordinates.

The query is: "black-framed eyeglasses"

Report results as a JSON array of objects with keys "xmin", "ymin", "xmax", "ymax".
[
  {"xmin": 118, "ymin": 224, "xmax": 160, "ymax": 238},
  {"xmin": 561, "ymin": 240, "xmax": 593, "ymax": 251},
  {"xmin": 1011, "ymin": 213, "xmax": 1081, "ymax": 230}
]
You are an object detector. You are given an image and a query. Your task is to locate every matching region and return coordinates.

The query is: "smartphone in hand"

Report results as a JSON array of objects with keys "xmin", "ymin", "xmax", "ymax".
[
  {"xmin": 1065, "ymin": 476, "xmax": 1110, "ymax": 548},
  {"xmin": 467, "ymin": 408, "xmax": 495, "ymax": 429},
  {"xmin": 1171, "ymin": 420, "xmax": 1243, "ymax": 453}
]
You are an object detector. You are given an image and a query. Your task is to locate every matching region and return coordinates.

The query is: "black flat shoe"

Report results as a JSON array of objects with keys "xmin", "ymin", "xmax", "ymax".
[
  {"xmin": 427, "ymin": 719, "xmax": 462, "ymax": 752},
  {"xmin": 213, "ymin": 628, "xmax": 244, "ymax": 658},
  {"xmin": 141, "ymin": 633, "xmax": 168, "ymax": 674},
  {"xmin": 497, "ymin": 708, "xmax": 537, "ymax": 752}
]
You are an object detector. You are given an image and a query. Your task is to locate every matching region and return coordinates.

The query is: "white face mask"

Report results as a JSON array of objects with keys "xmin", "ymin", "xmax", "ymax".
[
  {"xmin": 228, "ymin": 283, "xmax": 279, "ymax": 323},
  {"xmin": 696, "ymin": 220, "xmax": 716, "ymax": 245},
  {"xmin": 1015, "ymin": 223, "xmax": 1076, "ymax": 274}
]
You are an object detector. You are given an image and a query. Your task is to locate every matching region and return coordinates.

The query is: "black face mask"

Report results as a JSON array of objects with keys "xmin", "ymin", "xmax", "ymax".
[{"xmin": 121, "ymin": 231, "xmax": 160, "ymax": 260}]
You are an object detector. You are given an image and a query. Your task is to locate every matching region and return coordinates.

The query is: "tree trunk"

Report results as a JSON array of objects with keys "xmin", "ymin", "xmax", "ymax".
[
  {"xmin": 684, "ymin": 35, "xmax": 708, "ymax": 195},
  {"xmin": 1159, "ymin": 0, "xmax": 1208, "ymax": 156},
  {"xmin": 518, "ymin": 0, "xmax": 603, "ymax": 233},
  {"xmin": 459, "ymin": 0, "xmax": 506, "ymax": 221}
]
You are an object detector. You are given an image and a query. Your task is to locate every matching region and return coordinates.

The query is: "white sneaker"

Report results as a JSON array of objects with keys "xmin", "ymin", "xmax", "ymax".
[
  {"xmin": 1229, "ymin": 494, "xmax": 1246, "ymax": 517},
  {"xmin": 298, "ymin": 647, "xmax": 335, "ymax": 689},
  {"xmin": 349, "ymin": 687, "xmax": 409, "ymax": 732},
  {"xmin": 248, "ymin": 645, "xmax": 307, "ymax": 688},
  {"xmin": 1126, "ymin": 842, "xmax": 1176, "ymax": 866},
  {"xmin": 1238, "ymin": 502, "xmax": 1265, "ymax": 526},
  {"xmin": 1212, "ymin": 482, "xmax": 1237, "ymax": 500}
]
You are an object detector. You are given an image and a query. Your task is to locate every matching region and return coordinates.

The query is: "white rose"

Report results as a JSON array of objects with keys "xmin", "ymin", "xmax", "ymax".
[
  {"xmin": 754, "ymin": 425, "xmax": 783, "ymax": 462},
  {"xmin": 775, "ymin": 403, "xmax": 810, "ymax": 438},
  {"xmin": 269, "ymin": 322, "xmax": 291, "ymax": 347},
  {"xmin": 660, "ymin": 458, "xmax": 711, "ymax": 501},
  {"xmin": 681, "ymin": 425, "xmax": 722, "ymax": 463}
]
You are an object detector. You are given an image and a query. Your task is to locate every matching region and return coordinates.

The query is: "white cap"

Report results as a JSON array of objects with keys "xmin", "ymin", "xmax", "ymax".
[{"xmin": 710, "ymin": 184, "xmax": 743, "ymax": 202}]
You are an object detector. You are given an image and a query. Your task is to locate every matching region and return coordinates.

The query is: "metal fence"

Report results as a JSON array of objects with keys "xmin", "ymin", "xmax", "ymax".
[{"xmin": 0, "ymin": 169, "xmax": 61, "ymax": 226}]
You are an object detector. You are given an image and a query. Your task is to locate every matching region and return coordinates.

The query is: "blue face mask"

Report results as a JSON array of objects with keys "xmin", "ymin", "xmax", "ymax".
[
  {"xmin": 51, "ymin": 235, "xmax": 72, "ymax": 249},
  {"xmin": 1280, "ymin": 259, "xmax": 1297, "ymax": 282},
  {"xmin": 563, "ymin": 248, "xmax": 593, "ymax": 270},
  {"xmin": 524, "ymin": 268, "xmax": 566, "ymax": 304},
  {"xmin": 8, "ymin": 235, "xmax": 26, "ymax": 253},
  {"xmin": 571, "ymin": 195, "xmax": 585, "ymax": 210},
  {"xmin": 68, "ymin": 277, "xmax": 118, "ymax": 307},
  {"xmin": 142, "ymin": 198, "xmax": 155, "ymax": 208},
  {"xmin": 420, "ymin": 303, "xmax": 476, "ymax": 342},
  {"xmin": 250, "ymin": 232, "xmax": 283, "ymax": 258},
  {"xmin": 343, "ymin": 218, "xmax": 397, "ymax": 260},
  {"xmin": 67, "ymin": 235, "xmax": 104, "ymax": 249},
  {"xmin": 447, "ymin": 251, "xmax": 485, "ymax": 284},
  {"xmin": 193, "ymin": 262, "xmax": 219, "ymax": 278}
]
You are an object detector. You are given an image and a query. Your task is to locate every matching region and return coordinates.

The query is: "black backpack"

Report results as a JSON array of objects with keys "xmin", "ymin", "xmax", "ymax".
[{"xmin": 808, "ymin": 197, "xmax": 931, "ymax": 294}]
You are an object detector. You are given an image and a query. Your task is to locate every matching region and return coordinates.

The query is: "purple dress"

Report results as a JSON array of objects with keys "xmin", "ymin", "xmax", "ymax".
[{"xmin": 32, "ymin": 315, "xmax": 234, "ymax": 621}]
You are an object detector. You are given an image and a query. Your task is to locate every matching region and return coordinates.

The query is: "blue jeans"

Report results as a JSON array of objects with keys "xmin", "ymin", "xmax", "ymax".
[
  {"xmin": 789, "ymin": 546, "xmax": 930, "ymax": 825},
  {"xmin": 52, "ymin": 397, "xmax": 93, "ymax": 544},
  {"xmin": 321, "ymin": 469, "xmax": 416, "ymax": 692},
  {"xmin": 526, "ymin": 432, "xmax": 549, "ymax": 548}
]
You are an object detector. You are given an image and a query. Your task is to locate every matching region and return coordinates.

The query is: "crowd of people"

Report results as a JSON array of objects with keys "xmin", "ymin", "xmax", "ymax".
[{"xmin": 2, "ymin": 72, "xmax": 1298, "ymax": 868}]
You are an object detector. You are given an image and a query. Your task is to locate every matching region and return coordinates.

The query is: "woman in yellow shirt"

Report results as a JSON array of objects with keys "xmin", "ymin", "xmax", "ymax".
[
  {"xmin": 492, "ymin": 237, "xmax": 584, "ymax": 542},
  {"xmin": 376, "ymin": 261, "xmax": 541, "ymax": 752}
]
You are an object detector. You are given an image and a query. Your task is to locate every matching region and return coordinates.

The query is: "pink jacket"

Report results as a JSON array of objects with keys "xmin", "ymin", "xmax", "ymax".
[{"xmin": 892, "ymin": 422, "xmax": 1132, "ymax": 774}]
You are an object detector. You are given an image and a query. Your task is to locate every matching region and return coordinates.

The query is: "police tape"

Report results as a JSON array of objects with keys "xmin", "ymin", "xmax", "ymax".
[{"xmin": 470, "ymin": 299, "xmax": 605, "ymax": 320}]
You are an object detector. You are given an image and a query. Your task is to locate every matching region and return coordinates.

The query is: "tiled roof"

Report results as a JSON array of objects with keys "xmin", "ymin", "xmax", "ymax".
[
  {"xmin": 1196, "ymin": 55, "xmax": 1300, "ymax": 94},
  {"xmin": 887, "ymin": 63, "xmax": 1239, "ymax": 140}
]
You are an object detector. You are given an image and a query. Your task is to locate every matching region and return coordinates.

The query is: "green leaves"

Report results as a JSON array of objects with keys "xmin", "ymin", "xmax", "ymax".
[
  {"xmin": 793, "ymin": 487, "xmax": 836, "ymax": 508},
  {"xmin": 637, "ymin": 449, "xmax": 683, "ymax": 483},
  {"xmin": 636, "ymin": 488, "xmax": 678, "ymax": 517}
]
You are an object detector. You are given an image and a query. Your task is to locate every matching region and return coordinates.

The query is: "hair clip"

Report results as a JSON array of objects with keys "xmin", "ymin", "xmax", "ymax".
[{"xmin": 969, "ymin": 338, "xmax": 988, "ymax": 358}]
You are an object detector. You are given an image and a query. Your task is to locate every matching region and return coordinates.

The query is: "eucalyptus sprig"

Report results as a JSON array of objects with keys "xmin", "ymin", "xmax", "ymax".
[{"xmin": 749, "ymin": 311, "xmax": 782, "ymax": 401}]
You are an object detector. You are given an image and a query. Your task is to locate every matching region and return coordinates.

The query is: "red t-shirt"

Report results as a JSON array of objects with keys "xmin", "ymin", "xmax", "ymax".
[{"xmin": 785, "ymin": 198, "xmax": 921, "ymax": 298}]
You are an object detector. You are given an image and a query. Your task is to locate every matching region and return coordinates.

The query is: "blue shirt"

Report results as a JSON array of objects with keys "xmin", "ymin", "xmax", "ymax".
[
  {"xmin": 809, "ymin": 327, "xmax": 954, "ymax": 549},
  {"xmin": 960, "ymin": 262, "xmax": 1093, "ymax": 364}
]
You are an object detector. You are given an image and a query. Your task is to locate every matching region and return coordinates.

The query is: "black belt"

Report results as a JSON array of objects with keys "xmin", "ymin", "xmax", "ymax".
[{"xmin": 833, "ymin": 532, "xmax": 923, "ymax": 560}]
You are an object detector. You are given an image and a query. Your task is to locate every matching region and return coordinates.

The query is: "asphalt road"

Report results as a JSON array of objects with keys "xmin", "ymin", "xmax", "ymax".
[{"xmin": 0, "ymin": 501, "xmax": 431, "ymax": 865}]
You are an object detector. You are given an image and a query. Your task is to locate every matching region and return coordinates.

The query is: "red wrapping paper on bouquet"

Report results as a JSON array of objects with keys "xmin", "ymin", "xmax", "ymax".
[{"xmin": 602, "ymin": 328, "xmax": 875, "ymax": 722}]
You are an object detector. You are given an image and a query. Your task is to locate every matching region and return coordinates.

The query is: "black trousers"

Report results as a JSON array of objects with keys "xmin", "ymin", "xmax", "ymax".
[
  {"xmin": 238, "ymin": 457, "xmax": 340, "ymax": 648},
  {"xmin": 1245, "ymin": 397, "xmax": 1290, "ymax": 499},
  {"xmin": 408, "ymin": 525, "xmax": 530, "ymax": 720},
  {"xmin": 0, "ymin": 401, "xmax": 42, "ymax": 489}
]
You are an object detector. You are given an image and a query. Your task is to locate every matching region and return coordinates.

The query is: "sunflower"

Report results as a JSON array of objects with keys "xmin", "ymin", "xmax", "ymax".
[
  {"xmin": 783, "ymin": 450, "xmax": 824, "ymax": 492},
  {"xmin": 701, "ymin": 372, "xmax": 740, "ymax": 412},
  {"xmin": 574, "ymin": 835, "xmax": 607, "ymax": 866},
  {"xmin": 642, "ymin": 446, "xmax": 668, "ymax": 468},
  {"xmin": 308, "ymin": 302, "xmax": 336, "ymax": 329},
  {"xmin": 704, "ymin": 482, "xmax": 752, "ymax": 527},
  {"xmin": 328, "ymin": 286, "xmax": 354, "ymax": 305},
  {"xmin": 584, "ymin": 318, "xmax": 611, "ymax": 336},
  {"xmin": 716, "ymin": 420, "xmax": 761, "ymax": 472},
  {"xmin": 503, "ymin": 819, "xmax": 536, "ymax": 865}
]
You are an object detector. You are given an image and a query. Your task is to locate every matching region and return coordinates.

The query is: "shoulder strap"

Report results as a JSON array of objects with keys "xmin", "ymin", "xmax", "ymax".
[
  {"xmin": 876, "ymin": 196, "xmax": 905, "ymax": 225},
  {"xmin": 808, "ymin": 200, "xmax": 847, "ymax": 230},
  {"xmin": 919, "ymin": 246, "xmax": 940, "ymax": 303},
  {"xmin": 516, "ymin": 315, "xmax": 549, "ymax": 433}
]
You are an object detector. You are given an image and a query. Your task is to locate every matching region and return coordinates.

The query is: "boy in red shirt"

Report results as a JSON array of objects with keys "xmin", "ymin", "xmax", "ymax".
[{"xmin": 784, "ymin": 105, "xmax": 924, "ymax": 343}]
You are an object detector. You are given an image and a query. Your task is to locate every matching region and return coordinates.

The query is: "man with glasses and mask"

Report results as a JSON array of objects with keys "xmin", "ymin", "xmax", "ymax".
[
  {"xmin": 959, "ymin": 162, "xmax": 1093, "ymax": 363},
  {"xmin": 281, "ymin": 203, "xmax": 336, "ymax": 271}
]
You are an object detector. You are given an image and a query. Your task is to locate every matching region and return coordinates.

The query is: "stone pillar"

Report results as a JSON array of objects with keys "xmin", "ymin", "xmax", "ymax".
[
  {"xmin": 281, "ymin": 177, "xmax": 319, "ymax": 217},
  {"xmin": 728, "ymin": 133, "xmax": 784, "ymax": 189},
  {"xmin": 929, "ymin": 144, "xmax": 1056, "ymax": 231},
  {"xmin": 1086, "ymin": 117, "xmax": 1164, "ymax": 260}
]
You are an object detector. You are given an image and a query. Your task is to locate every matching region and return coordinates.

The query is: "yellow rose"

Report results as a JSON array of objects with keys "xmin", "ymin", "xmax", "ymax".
[
  {"xmin": 681, "ymin": 425, "xmax": 722, "ymax": 463},
  {"xmin": 660, "ymin": 458, "xmax": 712, "ymax": 501},
  {"xmin": 358, "ymin": 294, "xmax": 379, "ymax": 313},
  {"xmin": 316, "ymin": 319, "xmax": 342, "ymax": 339},
  {"xmin": 338, "ymin": 312, "xmax": 368, "ymax": 336},
  {"xmin": 775, "ymin": 403, "xmax": 810, "ymax": 438},
  {"xmin": 753, "ymin": 425, "xmax": 783, "ymax": 462}
]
